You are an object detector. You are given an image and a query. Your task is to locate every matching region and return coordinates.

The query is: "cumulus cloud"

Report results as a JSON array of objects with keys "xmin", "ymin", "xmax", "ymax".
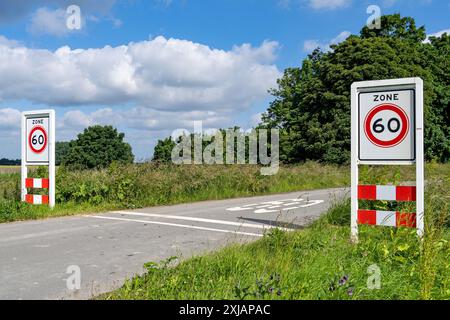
[
  {"xmin": 303, "ymin": 31, "xmax": 351, "ymax": 52},
  {"xmin": 0, "ymin": 108, "xmax": 21, "ymax": 130},
  {"xmin": 0, "ymin": 36, "xmax": 281, "ymax": 113},
  {"xmin": 0, "ymin": 35, "xmax": 281, "ymax": 159},
  {"xmin": 28, "ymin": 7, "xmax": 71, "ymax": 36}
]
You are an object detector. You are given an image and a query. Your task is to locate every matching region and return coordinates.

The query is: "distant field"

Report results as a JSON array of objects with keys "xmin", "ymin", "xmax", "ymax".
[{"xmin": 0, "ymin": 166, "xmax": 20, "ymax": 174}]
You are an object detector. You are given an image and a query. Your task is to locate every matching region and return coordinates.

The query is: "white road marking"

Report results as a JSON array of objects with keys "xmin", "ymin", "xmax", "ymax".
[
  {"xmin": 226, "ymin": 198, "xmax": 323, "ymax": 213},
  {"xmin": 300, "ymin": 200, "xmax": 324, "ymax": 207},
  {"xmin": 226, "ymin": 207, "xmax": 253, "ymax": 212},
  {"xmin": 110, "ymin": 211, "xmax": 293, "ymax": 232},
  {"xmin": 86, "ymin": 215, "xmax": 264, "ymax": 237}
]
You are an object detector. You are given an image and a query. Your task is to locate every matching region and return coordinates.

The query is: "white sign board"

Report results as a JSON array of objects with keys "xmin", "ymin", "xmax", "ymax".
[
  {"xmin": 359, "ymin": 89, "xmax": 415, "ymax": 163},
  {"xmin": 26, "ymin": 116, "xmax": 50, "ymax": 164},
  {"xmin": 351, "ymin": 78, "xmax": 424, "ymax": 241},
  {"xmin": 21, "ymin": 110, "xmax": 56, "ymax": 208}
]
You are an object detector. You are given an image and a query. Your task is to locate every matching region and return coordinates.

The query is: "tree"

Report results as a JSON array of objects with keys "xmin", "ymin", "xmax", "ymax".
[
  {"xmin": 152, "ymin": 137, "xmax": 176, "ymax": 163},
  {"xmin": 361, "ymin": 14, "xmax": 426, "ymax": 42},
  {"xmin": 63, "ymin": 125, "xmax": 134, "ymax": 169},
  {"xmin": 262, "ymin": 14, "xmax": 449, "ymax": 164},
  {"xmin": 0, "ymin": 158, "xmax": 20, "ymax": 165},
  {"xmin": 55, "ymin": 141, "xmax": 71, "ymax": 166}
]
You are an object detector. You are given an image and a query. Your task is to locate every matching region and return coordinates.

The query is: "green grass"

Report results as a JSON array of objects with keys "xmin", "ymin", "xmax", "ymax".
[
  {"xmin": 99, "ymin": 177, "xmax": 449, "ymax": 300},
  {"xmin": 0, "ymin": 162, "xmax": 448, "ymax": 225}
]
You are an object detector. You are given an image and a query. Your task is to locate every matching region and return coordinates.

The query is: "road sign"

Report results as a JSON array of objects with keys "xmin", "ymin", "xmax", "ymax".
[
  {"xmin": 21, "ymin": 110, "xmax": 56, "ymax": 208},
  {"xmin": 26, "ymin": 116, "xmax": 50, "ymax": 164},
  {"xmin": 351, "ymin": 78, "xmax": 424, "ymax": 241},
  {"xmin": 359, "ymin": 89, "xmax": 415, "ymax": 163}
]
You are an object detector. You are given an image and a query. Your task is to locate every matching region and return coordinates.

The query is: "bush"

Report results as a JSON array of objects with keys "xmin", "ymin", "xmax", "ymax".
[{"xmin": 63, "ymin": 125, "xmax": 134, "ymax": 169}]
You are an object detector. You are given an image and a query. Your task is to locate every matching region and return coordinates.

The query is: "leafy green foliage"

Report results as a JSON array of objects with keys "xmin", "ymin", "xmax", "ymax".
[
  {"xmin": 361, "ymin": 14, "xmax": 426, "ymax": 42},
  {"xmin": 62, "ymin": 125, "xmax": 134, "ymax": 169},
  {"xmin": 55, "ymin": 141, "xmax": 71, "ymax": 166},
  {"xmin": 153, "ymin": 128, "xmax": 276, "ymax": 165},
  {"xmin": 262, "ymin": 14, "xmax": 449, "ymax": 164},
  {"xmin": 152, "ymin": 137, "xmax": 176, "ymax": 163}
]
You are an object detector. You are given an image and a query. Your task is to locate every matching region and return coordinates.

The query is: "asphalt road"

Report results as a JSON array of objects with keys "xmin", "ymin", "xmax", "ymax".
[{"xmin": 0, "ymin": 187, "xmax": 348, "ymax": 300}]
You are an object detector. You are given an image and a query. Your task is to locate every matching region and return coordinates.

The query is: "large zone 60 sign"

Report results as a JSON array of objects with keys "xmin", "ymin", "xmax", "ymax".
[{"xmin": 359, "ymin": 90, "xmax": 415, "ymax": 162}]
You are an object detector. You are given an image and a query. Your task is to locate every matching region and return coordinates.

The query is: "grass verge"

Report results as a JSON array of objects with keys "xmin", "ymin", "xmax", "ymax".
[{"xmin": 99, "ymin": 177, "xmax": 449, "ymax": 300}]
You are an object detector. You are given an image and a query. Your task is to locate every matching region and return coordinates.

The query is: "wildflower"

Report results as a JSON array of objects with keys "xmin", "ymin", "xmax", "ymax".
[
  {"xmin": 339, "ymin": 275, "xmax": 349, "ymax": 286},
  {"xmin": 348, "ymin": 287, "xmax": 354, "ymax": 296}
]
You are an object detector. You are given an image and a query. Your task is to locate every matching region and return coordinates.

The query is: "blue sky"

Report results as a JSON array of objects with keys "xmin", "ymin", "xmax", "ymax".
[{"xmin": 0, "ymin": 0, "xmax": 449, "ymax": 160}]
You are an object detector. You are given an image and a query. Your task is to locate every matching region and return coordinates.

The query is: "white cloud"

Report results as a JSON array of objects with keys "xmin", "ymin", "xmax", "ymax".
[
  {"xmin": 0, "ymin": 36, "xmax": 280, "ymax": 113},
  {"xmin": 424, "ymin": 29, "xmax": 450, "ymax": 43},
  {"xmin": 28, "ymin": 7, "xmax": 73, "ymax": 37},
  {"xmin": 0, "ymin": 108, "xmax": 21, "ymax": 130},
  {"xmin": 308, "ymin": 0, "xmax": 351, "ymax": 10},
  {"xmin": 330, "ymin": 31, "xmax": 351, "ymax": 44},
  {"xmin": 303, "ymin": 31, "xmax": 351, "ymax": 53},
  {"xmin": 303, "ymin": 40, "xmax": 321, "ymax": 52},
  {"xmin": 0, "ymin": 36, "xmax": 281, "ymax": 159}
]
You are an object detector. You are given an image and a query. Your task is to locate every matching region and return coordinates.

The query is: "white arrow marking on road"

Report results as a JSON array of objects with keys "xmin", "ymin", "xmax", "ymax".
[{"xmin": 227, "ymin": 198, "xmax": 324, "ymax": 213}]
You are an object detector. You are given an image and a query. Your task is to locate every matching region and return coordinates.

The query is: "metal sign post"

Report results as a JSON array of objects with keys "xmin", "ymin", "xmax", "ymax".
[
  {"xmin": 21, "ymin": 110, "xmax": 56, "ymax": 209},
  {"xmin": 351, "ymin": 78, "xmax": 424, "ymax": 242}
]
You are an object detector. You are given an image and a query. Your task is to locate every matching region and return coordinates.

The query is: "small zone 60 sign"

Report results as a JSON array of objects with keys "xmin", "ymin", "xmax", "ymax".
[
  {"xmin": 21, "ymin": 110, "xmax": 56, "ymax": 208},
  {"xmin": 26, "ymin": 117, "xmax": 50, "ymax": 163}
]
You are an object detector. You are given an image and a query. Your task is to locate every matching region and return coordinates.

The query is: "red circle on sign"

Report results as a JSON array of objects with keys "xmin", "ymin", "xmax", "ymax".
[
  {"xmin": 364, "ymin": 104, "xmax": 409, "ymax": 148},
  {"xmin": 29, "ymin": 126, "xmax": 48, "ymax": 153}
]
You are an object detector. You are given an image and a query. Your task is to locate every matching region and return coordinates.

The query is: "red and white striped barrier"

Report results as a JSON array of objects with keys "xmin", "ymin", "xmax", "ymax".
[
  {"xmin": 358, "ymin": 185, "xmax": 416, "ymax": 201},
  {"xmin": 25, "ymin": 178, "xmax": 50, "ymax": 205},
  {"xmin": 357, "ymin": 185, "xmax": 416, "ymax": 229},
  {"xmin": 25, "ymin": 194, "xmax": 49, "ymax": 205},
  {"xmin": 25, "ymin": 178, "xmax": 49, "ymax": 189},
  {"xmin": 358, "ymin": 210, "xmax": 416, "ymax": 228}
]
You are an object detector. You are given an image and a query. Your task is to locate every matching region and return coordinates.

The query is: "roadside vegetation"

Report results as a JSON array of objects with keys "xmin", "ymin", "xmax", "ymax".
[
  {"xmin": 0, "ymin": 161, "xmax": 447, "ymax": 223},
  {"xmin": 100, "ymin": 172, "xmax": 449, "ymax": 300},
  {"xmin": 0, "ymin": 162, "xmax": 350, "ymax": 223}
]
